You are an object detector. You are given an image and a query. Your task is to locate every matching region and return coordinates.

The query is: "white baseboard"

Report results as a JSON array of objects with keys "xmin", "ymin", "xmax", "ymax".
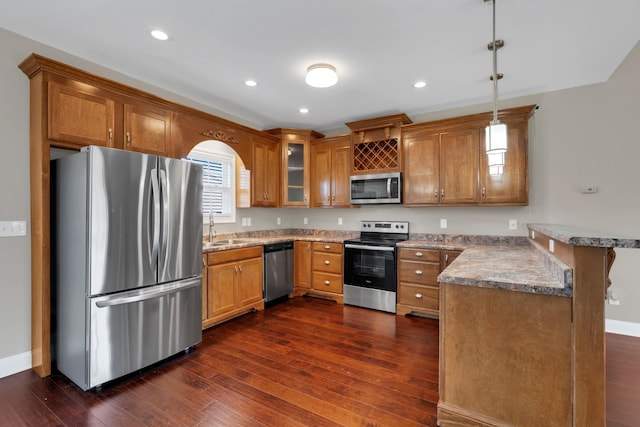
[
  {"xmin": 0, "ymin": 351, "xmax": 31, "ymax": 379},
  {"xmin": 606, "ymin": 319, "xmax": 640, "ymax": 338}
]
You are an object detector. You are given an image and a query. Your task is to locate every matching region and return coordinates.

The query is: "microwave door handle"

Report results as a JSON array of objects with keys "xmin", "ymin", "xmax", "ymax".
[{"xmin": 387, "ymin": 178, "xmax": 391, "ymax": 196}]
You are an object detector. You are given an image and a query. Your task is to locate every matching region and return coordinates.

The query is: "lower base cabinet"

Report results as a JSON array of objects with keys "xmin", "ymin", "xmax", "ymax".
[
  {"xmin": 397, "ymin": 248, "xmax": 461, "ymax": 318},
  {"xmin": 203, "ymin": 246, "xmax": 264, "ymax": 329},
  {"xmin": 300, "ymin": 242, "xmax": 344, "ymax": 303}
]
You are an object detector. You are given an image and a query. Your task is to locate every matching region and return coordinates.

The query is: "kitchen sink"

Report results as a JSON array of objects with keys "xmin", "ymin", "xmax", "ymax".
[{"xmin": 203, "ymin": 238, "xmax": 256, "ymax": 248}]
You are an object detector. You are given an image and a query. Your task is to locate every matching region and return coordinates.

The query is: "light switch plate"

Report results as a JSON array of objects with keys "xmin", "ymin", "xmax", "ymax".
[
  {"xmin": 509, "ymin": 219, "xmax": 518, "ymax": 230},
  {"xmin": 440, "ymin": 219, "xmax": 447, "ymax": 229}
]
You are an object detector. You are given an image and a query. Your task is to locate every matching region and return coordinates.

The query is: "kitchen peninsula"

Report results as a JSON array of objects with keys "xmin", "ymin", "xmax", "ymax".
[{"xmin": 436, "ymin": 224, "xmax": 640, "ymax": 427}]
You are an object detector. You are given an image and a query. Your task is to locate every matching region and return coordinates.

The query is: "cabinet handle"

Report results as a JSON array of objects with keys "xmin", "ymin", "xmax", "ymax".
[
  {"xmin": 445, "ymin": 253, "xmax": 449, "ymax": 263},
  {"xmin": 415, "ymin": 293, "xmax": 423, "ymax": 299},
  {"xmin": 234, "ymin": 265, "xmax": 238, "ymax": 273},
  {"xmin": 324, "ymin": 280, "xmax": 330, "ymax": 285},
  {"xmin": 238, "ymin": 265, "xmax": 243, "ymax": 273},
  {"xmin": 415, "ymin": 270, "xmax": 423, "ymax": 275},
  {"xmin": 441, "ymin": 189, "xmax": 445, "ymax": 200},
  {"xmin": 126, "ymin": 131, "xmax": 131, "ymax": 145},
  {"xmin": 434, "ymin": 190, "xmax": 439, "ymax": 200},
  {"xmin": 108, "ymin": 128, "xmax": 113, "ymax": 143},
  {"xmin": 324, "ymin": 260, "xmax": 330, "ymax": 265},
  {"xmin": 415, "ymin": 252, "xmax": 423, "ymax": 257},
  {"xmin": 324, "ymin": 245, "xmax": 331, "ymax": 250},
  {"xmin": 332, "ymin": 195, "xmax": 335, "ymax": 201},
  {"xmin": 482, "ymin": 187, "xmax": 486, "ymax": 199},
  {"xmin": 307, "ymin": 244, "xmax": 311, "ymax": 251}
]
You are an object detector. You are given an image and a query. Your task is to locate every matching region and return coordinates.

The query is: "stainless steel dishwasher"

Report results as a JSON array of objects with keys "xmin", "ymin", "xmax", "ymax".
[{"xmin": 263, "ymin": 241, "xmax": 294, "ymax": 303}]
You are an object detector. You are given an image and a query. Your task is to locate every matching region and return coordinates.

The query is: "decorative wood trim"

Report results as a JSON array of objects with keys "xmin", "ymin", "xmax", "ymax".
[
  {"xmin": 201, "ymin": 129, "xmax": 238, "ymax": 143},
  {"xmin": 403, "ymin": 105, "xmax": 537, "ymax": 133},
  {"xmin": 345, "ymin": 113, "xmax": 412, "ymax": 131}
]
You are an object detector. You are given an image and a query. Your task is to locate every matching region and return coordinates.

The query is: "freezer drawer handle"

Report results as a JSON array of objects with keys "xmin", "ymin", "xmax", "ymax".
[{"xmin": 95, "ymin": 279, "xmax": 200, "ymax": 308}]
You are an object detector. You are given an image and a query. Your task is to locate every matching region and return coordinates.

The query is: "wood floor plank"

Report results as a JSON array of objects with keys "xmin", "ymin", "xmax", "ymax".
[{"xmin": 1, "ymin": 297, "xmax": 638, "ymax": 426}]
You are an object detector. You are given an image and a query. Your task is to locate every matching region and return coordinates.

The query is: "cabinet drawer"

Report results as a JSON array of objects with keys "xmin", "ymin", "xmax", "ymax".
[
  {"xmin": 399, "ymin": 247, "xmax": 440, "ymax": 262},
  {"xmin": 398, "ymin": 284, "xmax": 439, "ymax": 311},
  {"xmin": 312, "ymin": 272, "xmax": 342, "ymax": 294},
  {"xmin": 313, "ymin": 242, "xmax": 343, "ymax": 254},
  {"xmin": 312, "ymin": 252, "xmax": 342, "ymax": 274},
  {"xmin": 398, "ymin": 260, "xmax": 440, "ymax": 286},
  {"xmin": 207, "ymin": 246, "xmax": 262, "ymax": 265}
]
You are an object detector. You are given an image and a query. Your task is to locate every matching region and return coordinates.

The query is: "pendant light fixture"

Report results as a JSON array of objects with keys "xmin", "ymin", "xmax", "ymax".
[{"xmin": 485, "ymin": 0, "xmax": 507, "ymax": 155}]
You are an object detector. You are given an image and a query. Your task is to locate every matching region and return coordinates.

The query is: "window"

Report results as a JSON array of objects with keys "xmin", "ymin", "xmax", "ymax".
[{"xmin": 185, "ymin": 144, "xmax": 236, "ymax": 224}]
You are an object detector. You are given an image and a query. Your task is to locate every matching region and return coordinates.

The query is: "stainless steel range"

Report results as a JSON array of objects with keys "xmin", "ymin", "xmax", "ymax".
[{"xmin": 343, "ymin": 220, "xmax": 409, "ymax": 313}]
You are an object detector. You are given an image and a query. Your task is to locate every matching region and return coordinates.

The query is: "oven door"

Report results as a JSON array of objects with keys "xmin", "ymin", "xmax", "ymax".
[{"xmin": 344, "ymin": 243, "xmax": 396, "ymax": 292}]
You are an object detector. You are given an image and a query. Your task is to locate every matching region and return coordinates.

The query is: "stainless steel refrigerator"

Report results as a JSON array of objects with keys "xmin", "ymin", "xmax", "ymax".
[{"xmin": 51, "ymin": 146, "xmax": 203, "ymax": 390}]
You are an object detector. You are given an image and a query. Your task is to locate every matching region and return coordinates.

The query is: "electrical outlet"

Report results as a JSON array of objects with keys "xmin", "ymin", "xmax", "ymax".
[
  {"xmin": 549, "ymin": 239, "xmax": 555, "ymax": 253},
  {"xmin": 303, "ymin": 217, "xmax": 308, "ymax": 225},
  {"xmin": 247, "ymin": 217, "xmax": 252, "ymax": 226},
  {"xmin": 277, "ymin": 217, "xmax": 281, "ymax": 225},
  {"xmin": 440, "ymin": 219, "xmax": 447, "ymax": 229},
  {"xmin": 241, "ymin": 217, "xmax": 247, "ymax": 226},
  {"xmin": 509, "ymin": 219, "xmax": 518, "ymax": 230},
  {"xmin": 607, "ymin": 289, "xmax": 621, "ymax": 305},
  {"xmin": 0, "ymin": 221, "xmax": 27, "ymax": 237},
  {"xmin": 338, "ymin": 217, "xmax": 343, "ymax": 225}
]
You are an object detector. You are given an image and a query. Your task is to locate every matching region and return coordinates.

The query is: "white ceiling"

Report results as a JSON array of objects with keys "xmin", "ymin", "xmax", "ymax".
[{"xmin": 1, "ymin": 0, "xmax": 639, "ymax": 132}]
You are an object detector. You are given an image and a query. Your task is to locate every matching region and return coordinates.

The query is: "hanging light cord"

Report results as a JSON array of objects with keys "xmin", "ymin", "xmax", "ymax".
[{"xmin": 491, "ymin": 0, "xmax": 499, "ymax": 125}]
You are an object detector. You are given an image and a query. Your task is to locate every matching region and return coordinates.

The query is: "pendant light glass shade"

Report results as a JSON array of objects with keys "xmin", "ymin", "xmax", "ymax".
[
  {"xmin": 485, "ymin": 122, "xmax": 507, "ymax": 153},
  {"xmin": 489, "ymin": 165, "xmax": 504, "ymax": 176},
  {"xmin": 305, "ymin": 64, "xmax": 338, "ymax": 88},
  {"xmin": 487, "ymin": 151, "xmax": 505, "ymax": 167}
]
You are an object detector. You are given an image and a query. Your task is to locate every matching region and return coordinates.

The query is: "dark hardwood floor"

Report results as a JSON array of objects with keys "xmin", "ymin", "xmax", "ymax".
[{"xmin": 0, "ymin": 297, "xmax": 638, "ymax": 426}]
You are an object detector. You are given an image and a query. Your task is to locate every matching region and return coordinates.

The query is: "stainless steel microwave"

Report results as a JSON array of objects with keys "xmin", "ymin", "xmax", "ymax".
[{"xmin": 350, "ymin": 172, "xmax": 402, "ymax": 204}]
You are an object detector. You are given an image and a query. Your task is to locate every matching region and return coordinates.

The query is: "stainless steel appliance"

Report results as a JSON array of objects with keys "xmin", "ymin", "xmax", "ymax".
[
  {"xmin": 350, "ymin": 172, "xmax": 402, "ymax": 204},
  {"xmin": 51, "ymin": 146, "xmax": 203, "ymax": 391},
  {"xmin": 263, "ymin": 241, "xmax": 294, "ymax": 303},
  {"xmin": 343, "ymin": 221, "xmax": 409, "ymax": 313}
]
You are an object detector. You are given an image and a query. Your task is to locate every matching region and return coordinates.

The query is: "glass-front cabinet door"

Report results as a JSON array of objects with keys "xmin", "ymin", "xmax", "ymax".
[{"xmin": 266, "ymin": 128, "xmax": 323, "ymax": 207}]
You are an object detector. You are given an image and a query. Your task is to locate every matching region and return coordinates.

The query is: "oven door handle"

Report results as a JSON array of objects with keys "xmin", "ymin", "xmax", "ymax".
[{"xmin": 345, "ymin": 244, "xmax": 395, "ymax": 252}]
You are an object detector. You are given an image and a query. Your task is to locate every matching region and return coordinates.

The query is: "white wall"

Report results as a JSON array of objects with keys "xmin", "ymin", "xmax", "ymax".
[{"xmin": 1, "ymin": 27, "xmax": 638, "ymax": 374}]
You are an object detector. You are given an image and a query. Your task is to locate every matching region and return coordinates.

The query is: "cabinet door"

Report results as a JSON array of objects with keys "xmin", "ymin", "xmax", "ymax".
[
  {"xmin": 441, "ymin": 250, "xmax": 462, "ymax": 270},
  {"xmin": 283, "ymin": 141, "xmax": 309, "ymax": 207},
  {"xmin": 480, "ymin": 120, "xmax": 528, "ymax": 205},
  {"xmin": 48, "ymin": 81, "xmax": 115, "ymax": 148},
  {"xmin": 237, "ymin": 257, "xmax": 263, "ymax": 306},
  {"xmin": 402, "ymin": 132, "xmax": 440, "ymax": 205},
  {"xmin": 208, "ymin": 263, "xmax": 237, "ymax": 318},
  {"xmin": 331, "ymin": 145, "xmax": 351, "ymax": 207},
  {"xmin": 252, "ymin": 139, "xmax": 279, "ymax": 207},
  {"xmin": 294, "ymin": 241, "xmax": 312, "ymax": 289},
  {"xmin": 124, "ymin": 102, "xmax": 172, "ymax": 156},
  {"xmin": 311, "ymin": 145, "xmax": 332, "ymax": 207},
  {"xmin": 202, "ymin": 255, "xmax": 208, "ymax": 322},
  {"xmin": 440, "ymin": 129, "xmax": 480, "ymax": 204}
]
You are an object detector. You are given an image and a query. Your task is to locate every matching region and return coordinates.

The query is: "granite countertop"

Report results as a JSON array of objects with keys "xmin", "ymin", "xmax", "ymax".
[
  {"xmin": 527, "ymin": 224, "xmax": 640, "ymax": 248},
  {"xmin": 202, "ymin": 231, "xmax": 356, "ymax": 253}
]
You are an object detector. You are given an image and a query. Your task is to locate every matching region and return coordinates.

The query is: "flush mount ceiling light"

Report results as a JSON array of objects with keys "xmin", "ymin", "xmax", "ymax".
[
  {"xmin": 299, "ymin": 107, "xmax": 309, "ymax": 114},
  {"xmin": 484, "ymin": 0, "xmax": 507, "ymax": 155},
  {"xmin": 244, "ymin": 79, "xmax": 257, "ymax": 87},
  {"xmin": 305, "ymin": 63, "xmax": 338, "ymax": 88},
  {"xmin": 150, "ymin": 29, "xmax": 169, "ymax": 41},
  {"xmin": 413, "ymin": 81, "xmax": 427, "ymax": 89}
]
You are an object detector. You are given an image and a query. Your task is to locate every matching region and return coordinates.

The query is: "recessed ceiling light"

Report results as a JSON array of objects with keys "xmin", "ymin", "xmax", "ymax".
[
  {"xmin": 299, "ymin": 107, "xmax": 309, "ymax": 114},
  {"xmin": 413, "ymin": 81, "xmax": 428, "ymax": 89},
  {"xmin": 245, "ymin": 80, "xmax": 257, "ymax": 87},
  {"xmin": 150, "ymin": 29, "xmax": 169, "ymax": 41}
]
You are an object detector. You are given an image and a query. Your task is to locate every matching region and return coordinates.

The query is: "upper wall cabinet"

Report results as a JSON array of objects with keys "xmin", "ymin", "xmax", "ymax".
[
  {"xmin": 401, "ymin": 105, "xmax": 535, "ymax": 206},
  {"xmin": 251, "ymin": 136, "xmax": 280, "ymax": 207},
  {"xmin": 346, "ymin": 114, "xmax": 412, "ymax": 175},
  {"xmin": 266, "ymin": 128, "xmax": 324, "ymax": 208},
  {"xmin": 311, "ymin": 135, "xmax": 351, "ymax": 208},
  {"xmin": 123, "ymin": 101, "xmax": 172, "ymax": 156},
  {"xmin": 48, "ymin": 80, "xmax": 116, "ymax": 149}
]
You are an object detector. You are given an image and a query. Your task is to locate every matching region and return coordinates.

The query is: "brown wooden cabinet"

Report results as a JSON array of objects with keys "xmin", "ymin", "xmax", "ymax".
[
  {"xmin": 203, "ymin": 246, "xmax": 264, "ymax": 329},
  {"xmin": 402, "ymin": 128, "xmax": 479, "ymax": 205},
  {"xmin": 397, "ymin": 248, "xmax": 462, "ymax": 318},
  {"xmin": 265, "ymin": 129, "xmax": 324, "ymax": 207},
  {"xmin": 311, "ymin": 135, "xmax": 351, "ymax": 208},
  {"xmin": 251, "ymin": 136, "xmax": 280, "ymax": 207},
  {"xmin": 293, "ymin": 241, "xmax": 312, "ymax": 292},
  {"xmin": 48, "ymin": 80, "xmax": 116, "ymax": 149},
  {"xmin": 308, "ymin": 242, "xmax": 344, "ymax": 302},
  {"xmin": 123, "ymin": 101, "xmax": 172, "ymax": 156},
  {"xmin": 401, "ymin": 105, "xmax": 534, "ymax": 206},
  {"xmin": 479, "ymin": 117, "xmax": 529, "ymax": 205}
]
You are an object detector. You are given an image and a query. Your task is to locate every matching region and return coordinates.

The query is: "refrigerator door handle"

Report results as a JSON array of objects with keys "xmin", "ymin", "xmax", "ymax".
[
  {"xmin": 95, "ymin": 278, "xmax": 200, "ymax": 308},
  {"xmin": 159, "ymin": 168, "xmax": 169, "ymax": 271},
  {"xmin": 150, "ymin": 168, "xmax": 161, "ymax": 265}
]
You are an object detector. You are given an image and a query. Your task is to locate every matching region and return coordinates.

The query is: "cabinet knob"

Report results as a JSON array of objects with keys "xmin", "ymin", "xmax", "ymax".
[
  {"xmin": 327, "ymin": 195, "xmax": 331, "ymax": 201},
  {"xmin": 238, "ymin": 265, "xmax": 243, "ymax": 273},
  {"xmin": 482, "ymin": 187, "xmax": 486, "ymax": 199},
  {"xmin": 415, "ymin": 252, "xmax": 423, "ymax": 257},
  {"xmin": 324, "ymin": 280, "xmax": 330, "ymax": 285},
  {"xmin": 441, "ymin": 189, "xmax": 445, "ymax": 200},
  {"xmin": 434, "ymin": 190, "xmax": 439, "ymax": 200},
  {"xmin": 324, "ymin": 260, "xmax": 330, "ymax": 265},
  {"xmin": 108, "ymin": 128, "xmax": 113, "ymax": 142},
  {"xmin": 324, "ymin": 245, "xmax": 331, "ymax": 250},
  {"xmin": 234, "ymin": 265, "xmax": 239, "ymax": 273},
  {"xmin": 415, "ymin": 293, "xmax": 423, "ymax": 299},
  {"xmin": 332, "ymin": 195, "xmax": 335, "ymax": 201},
  {"xmin": 415, "ymin": 270, "xmax": 423, "ymax": 275},
  {"xmin": 126, "ymin": 131, "xmax": 131, "ymax": 145}
]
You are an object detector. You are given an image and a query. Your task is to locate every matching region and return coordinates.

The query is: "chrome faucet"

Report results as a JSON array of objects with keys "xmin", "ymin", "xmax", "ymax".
[{"xmin": 209, "ymin": 210, "xmax": 216, "ymax": 242}]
